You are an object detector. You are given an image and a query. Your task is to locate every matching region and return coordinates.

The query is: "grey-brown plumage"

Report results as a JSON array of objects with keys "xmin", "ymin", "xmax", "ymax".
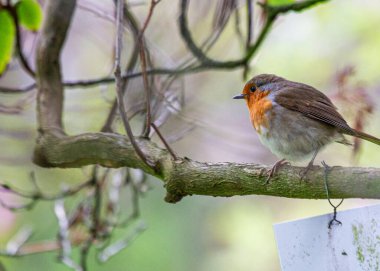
[{"xmin": 234, "ymin": 74, "xmax": 380, "ymax": 179}]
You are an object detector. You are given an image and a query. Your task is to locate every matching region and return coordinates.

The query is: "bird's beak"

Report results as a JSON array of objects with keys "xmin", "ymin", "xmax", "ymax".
[{"xmin": 233, "ymin": 94, "xmax": 246, "ymax": 99}]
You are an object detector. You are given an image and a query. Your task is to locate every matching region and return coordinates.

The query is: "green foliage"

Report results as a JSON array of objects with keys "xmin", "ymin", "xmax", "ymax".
[
  {"xmin": 268, "ymin": 0, "xmax": 295, "ymax": 6},
  {"xmin": 16, "ymin": 0, "xmax": 43, "ymax": 31},
  {"xmin": 0, "ymin": 9, "xmax": 15, "ymax": 75}
]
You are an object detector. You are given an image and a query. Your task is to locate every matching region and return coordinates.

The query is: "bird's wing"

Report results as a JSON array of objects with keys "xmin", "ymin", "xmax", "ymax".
[{"xmin": 274, "ymin": 84, "xmax": 355, "ymax": 135}]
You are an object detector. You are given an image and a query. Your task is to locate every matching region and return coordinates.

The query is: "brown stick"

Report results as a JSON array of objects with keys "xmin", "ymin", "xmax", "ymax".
[
  {"xmin": 35, "ymin": 0, "xmax": 77, "ymax": 132},
  {"xmin": 138, "ymin": 0, "xmax": 161, "ymax": 137},
  {"xmin": 114, "ymin": 0, "xmax": 154, "ymax": 168}
]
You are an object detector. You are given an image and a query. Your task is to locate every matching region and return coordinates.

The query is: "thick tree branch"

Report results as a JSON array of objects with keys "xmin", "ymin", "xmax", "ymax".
[
  {"xmin": 35, "ymin": 0, "xmax": 76, "ymax": 132},
  {"xmin": 32, "ymin": 132, "xmax": 380, "ymax": 203}
]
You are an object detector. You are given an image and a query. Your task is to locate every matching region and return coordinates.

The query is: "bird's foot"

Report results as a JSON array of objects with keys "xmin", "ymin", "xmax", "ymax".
[{"xmin": 265, "ymin": 159, "xmax": 289, "ymax": 184}]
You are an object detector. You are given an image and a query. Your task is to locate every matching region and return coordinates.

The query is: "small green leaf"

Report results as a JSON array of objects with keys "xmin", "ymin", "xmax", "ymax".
[
  {"xmin": 268, "ymin": 0, "xmax": 295, "ymax": 6},
  {"xmin": 0, "ymin": 9, "xmax": 16, "ymax": 75},
  {"xmin": 16, "ymin": 0, "xmax": 43, "ymax": 31}
]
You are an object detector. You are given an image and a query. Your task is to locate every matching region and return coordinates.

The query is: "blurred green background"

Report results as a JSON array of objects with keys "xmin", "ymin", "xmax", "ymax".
[{"xmin": 0, "ymin": 0, "xmax": 380, "ymax": 270}]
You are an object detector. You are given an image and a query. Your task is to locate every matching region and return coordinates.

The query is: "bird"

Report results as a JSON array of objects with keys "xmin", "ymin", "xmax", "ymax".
[{"xmin": 233, "ymin": 74, "xmax": 380, "ymax": 182}]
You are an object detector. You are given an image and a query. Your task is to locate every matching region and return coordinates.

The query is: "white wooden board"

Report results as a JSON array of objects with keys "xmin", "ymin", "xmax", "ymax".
[{"xmin": 274, "ymin": 204, "xmax": 380, "ymax": 271}]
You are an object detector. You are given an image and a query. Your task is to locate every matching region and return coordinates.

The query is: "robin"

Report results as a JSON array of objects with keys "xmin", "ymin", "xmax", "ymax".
[{"xmin": 233, "ymin": 74, "xmax": 380, "ymax": 182}]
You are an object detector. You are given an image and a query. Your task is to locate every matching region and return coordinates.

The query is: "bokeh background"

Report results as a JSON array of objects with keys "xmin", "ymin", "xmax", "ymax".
[{"xmin": 0, "ymin": 0, "xmax": 380, "ymax": 270}]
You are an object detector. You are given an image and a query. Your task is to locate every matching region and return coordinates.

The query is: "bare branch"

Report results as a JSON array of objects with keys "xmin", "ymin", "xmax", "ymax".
[
  {"xmin": 245, "ymin": 0, "xmax": 330, "ymax": 63},
  {"xmin": 138, "ymin": 0, "xmax": 161, "ymax": 137},
  {"xmin": 5, "ymin": 227, "xmax": 33, "ymax": 255},
  {"xmin": 102, "ymin": 2, "xmax": 140, "ymax": 133},
  {"xmin": 0, "ymin": 241, "xmax": 59, "ymax": 257},
  {"xmin": 245, "ymin": 0, "xmax": 253, "ymax": 49},
  {"xmin": 179, "ymin": 0, "xmax": 244, "ymax": 68},
  {"xmin": 30, "ymin": 132, "xmax": 380, "ymax": 203},
  {"xmin": 98, "ymin": 222, "xmax": 146, "ymax": 262},
  {"xmin": 0, "ymin": 84, "xmax": 36, "ymax": 93},
  {"xmin": 1, "ymin": 0, "xmax": 330, "ymax": 96},
  {"xmin": 55, "ymin": 200, "xmax": 82, "ymax": 271},
  {"xmin": 151, "ymin": 122, "xmax": 177, "ymax": 160},
  {"xmin": 0, "ymin": 176, "xmax": 93, "ymax": 202},
  {"xmin": 0, "ymin": 196, "xmax": 36, "ymax": 211},
  {"xmin": 114, "ymin": 0, "xmax": 154, "ymax": 168},
  {"xmin": 35, "ymin": 0, "xmax": 76, "ymax": 132}
]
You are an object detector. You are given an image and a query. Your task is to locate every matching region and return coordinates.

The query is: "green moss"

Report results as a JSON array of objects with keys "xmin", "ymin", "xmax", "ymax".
[{"xmin": 352, "ymin": 224, "xmax": 365, "ymax": 263}]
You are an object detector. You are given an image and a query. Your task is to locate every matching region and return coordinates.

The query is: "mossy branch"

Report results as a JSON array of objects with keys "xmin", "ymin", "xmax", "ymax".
[{"xmin": 33, "ymin": 132, "xmax": 380, "ymax": 203}]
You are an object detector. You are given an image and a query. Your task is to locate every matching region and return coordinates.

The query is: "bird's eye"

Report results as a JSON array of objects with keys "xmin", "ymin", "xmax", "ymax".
[{"xmin": 250, "ymin": 86, "xmax": 256, "ymax": 92}]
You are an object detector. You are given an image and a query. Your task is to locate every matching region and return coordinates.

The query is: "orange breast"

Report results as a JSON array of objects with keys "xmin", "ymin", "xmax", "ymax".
[{"xmin": 247, "ymin": 91, "xmax": 273, "ymax": 134}]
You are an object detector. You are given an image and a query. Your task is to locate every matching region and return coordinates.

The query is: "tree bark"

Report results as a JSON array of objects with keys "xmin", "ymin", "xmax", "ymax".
[{"xmin": 33, "ymin": 132, "xmax": 380, "ymax": 203}]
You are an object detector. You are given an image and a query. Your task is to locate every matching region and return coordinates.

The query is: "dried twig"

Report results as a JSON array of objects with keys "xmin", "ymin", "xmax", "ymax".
[
  {"xmin": 0, "ymin": 84, "xmax": 36, "ymax": 93},
  {"xmin": 5, "ymin": 227, "xmax": 33, "ymax": 255},
  {"xmin": 151, "ymin": 122, "xmax": 177, "ymax": 160},
  {"xmin": 0, "ymin": 92, "xmax": 35, "ymax": 114},
  {"xmin": 0, "ymin": 176, "xmax": 93, "ymax": 202},
  {"xmin": 245, "ymin": 0, "xmax": 253, "ymax": 49},
  {"xmin": 138, "ymin": 0, "xmax": 161, "ymax": 137},
  {"xmin": 55, "ymin": 200, "xmax": 82, "ymax": 271},
  {"xmin": 0, "ymin": 0, "xmax": 330, "ymax": 95},
  {"xmin": 101, "ymin": 2, "xmax": 141, "ymax": 133},
  {"xmin": 114, "ymin": 0, "xmax": 154, "ymax": 168},
  {"xmin": 98, "ymin": 221, "xmax": 146, "ymax": 262}
]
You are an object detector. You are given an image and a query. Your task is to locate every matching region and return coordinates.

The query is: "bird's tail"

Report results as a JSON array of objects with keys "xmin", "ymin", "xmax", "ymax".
[{"xmin": 354, "ymin": 130, "xmax": 380, "ymax": 146}]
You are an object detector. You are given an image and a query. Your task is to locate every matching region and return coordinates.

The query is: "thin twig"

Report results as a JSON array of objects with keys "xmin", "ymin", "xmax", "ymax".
[
  {"xmin": 0, "ymin": 91, "xmax": 35, "ymax": 114},
  {"xmin": 0, "ymin": 64, "xmax": 226, "ymax": 94},
  {"xmin": 79, "ymin": 239, "xmax": 91, "ymax": 271},
  {"xmin": 245, "ymin": 0, "xmax": 253, "ymax": 49},
  {"xmin": 233, "ymin": 4, "xmax": 244, "ymax": 46},
  {"xmin": 151, "ymin": 123, "xmax": 177, "ymax": 160},
  {"xmin": 0, "ymin": 0, "xmax": 330, "ymax": 95},
  {"xmin": 114, "ymin": 0, "xmax": 154, "ymax": 168},
  {"xmin": 138, "ymin": 0, "xmax": 161, "ymax": 137},
  {"xmin": 5, "ymin": 227, "xmax": 33, "ymax": 255},
  {"xmin": 0, "ymin": 197, "xmax": 37, "ymax": 211},
  {"xmin": 98, "ymin": 221, "xmax": 146, "ymax": 262},
  {"xmin": 180, "ymin": 0, "xmax": 330, "ymax": 69},
  {"xmin": 0, "ymin": 177, "xmax": 93, "ymax": 202},
  {"xmin": 0, "ymin": 84, "xmax": 36, "ymax": 93},
  {"xmin": 3, "ymin": 4, "xmax": 35, "ymax": 77},
  {"xmin": 77, "ymin": 2, "xmax": 115, "ymax": 23},
  {"xmin": 139, "ymin": 39, "xmax": 152, "ymax": 137},
  {"xmin": 90, "ymin": 167, "xmax": 101, "ymax": 239},
  {"xmin": 101, "ymin": 2, "xmax": 141, "ymax": 132},
  {"xmin": 116, "ymin": 169, "xmax": 145, "ymax": 228},
  {"xmin": 102, "ymin": 169, "xmax": 124, "ymax": 238},
  {"xmin": 0, "ymin": 240, "xmax": 59, "ymax": 257},
  {"xmin": 179, "ymin": 0, "xmax": 244, "ymax": 68},
  {"xmin": 55, "ymin": 199, "xmax": 82, "ymax": 271}
]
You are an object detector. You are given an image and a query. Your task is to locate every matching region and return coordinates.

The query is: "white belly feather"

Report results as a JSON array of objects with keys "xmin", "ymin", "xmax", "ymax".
[{"xmin": 255, "ymin": 103, "xmax": 340, "ymax": 162}]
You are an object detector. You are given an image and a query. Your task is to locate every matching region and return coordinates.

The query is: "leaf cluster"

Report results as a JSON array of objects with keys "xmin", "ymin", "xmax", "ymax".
[{"xmin": 0, "ymin": 0, "xmax": 42, "ymax": 74}]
